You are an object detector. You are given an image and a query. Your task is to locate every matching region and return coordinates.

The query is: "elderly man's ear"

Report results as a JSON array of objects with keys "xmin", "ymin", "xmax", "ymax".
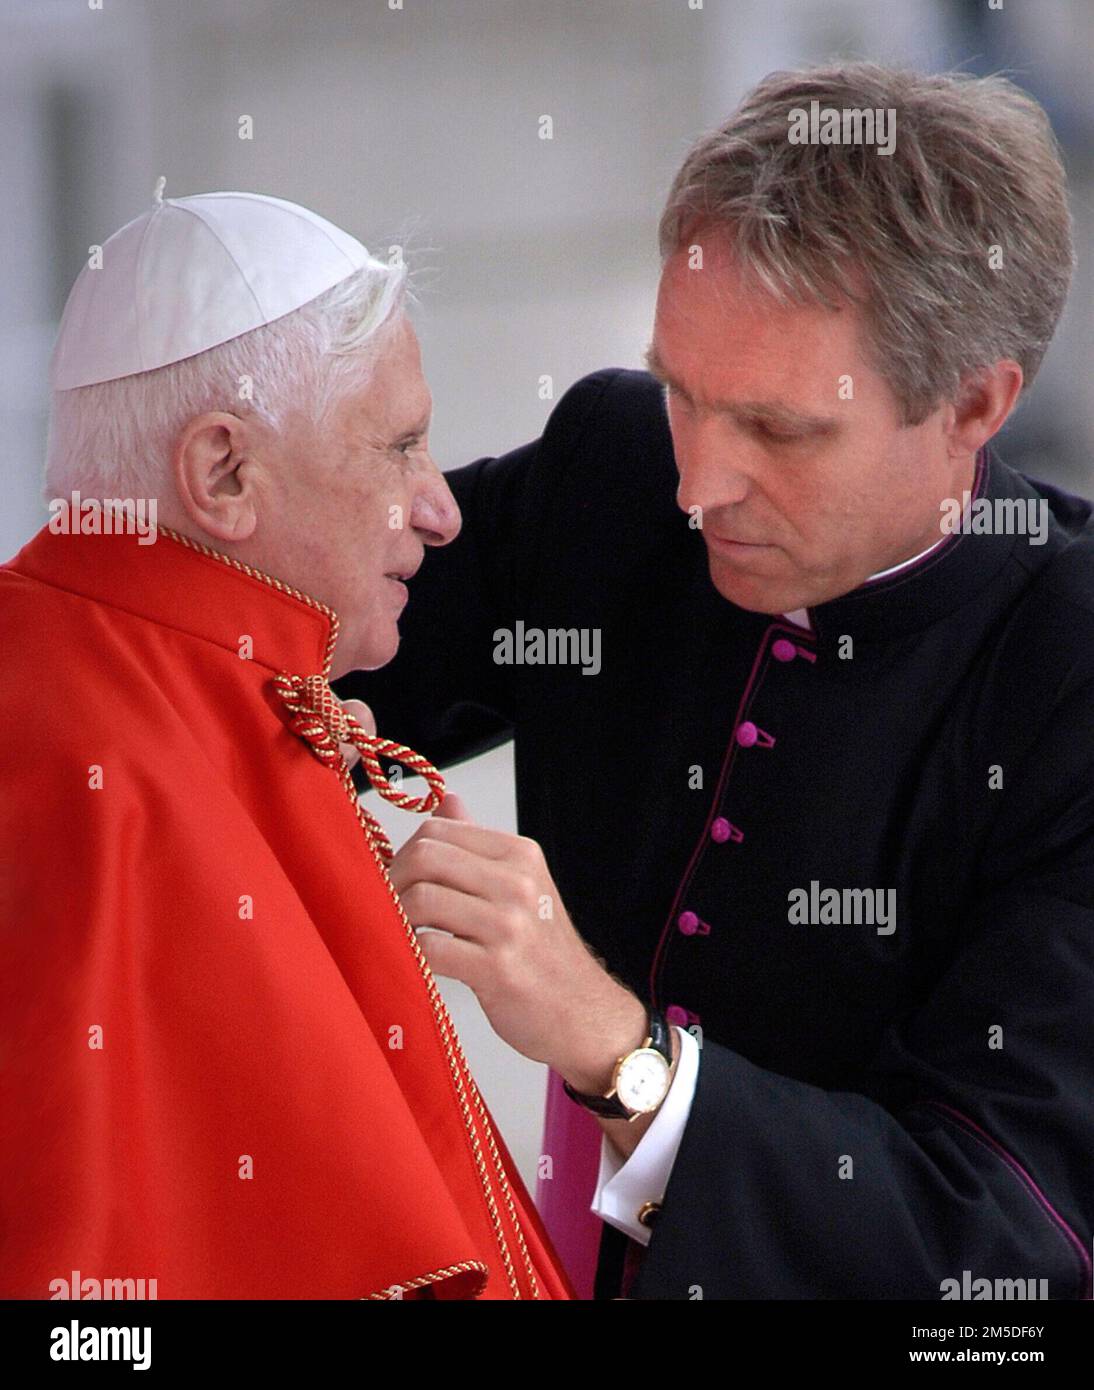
[{"xmin": 172, "ymin": 411, "xmax": 262, "ymax": 543}]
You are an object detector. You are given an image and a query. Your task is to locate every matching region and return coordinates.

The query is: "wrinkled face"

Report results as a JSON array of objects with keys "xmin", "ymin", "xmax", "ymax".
[
  {"xmin": 648, "ymin": 232, "xmax": 975, "ymax": 614},
  {"xmin": 254, "ymin": 314, "xmax": 459, "ymax": 675}
]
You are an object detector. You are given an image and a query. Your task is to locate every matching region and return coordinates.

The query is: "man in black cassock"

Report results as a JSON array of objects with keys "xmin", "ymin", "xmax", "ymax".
[{"xmin": 339, "ymin": 62, "xmax": 1094, "ymax": 1299}]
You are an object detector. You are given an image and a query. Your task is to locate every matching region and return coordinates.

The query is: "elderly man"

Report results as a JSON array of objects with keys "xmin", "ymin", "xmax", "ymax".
[
  {"xmin": 344, "ymin": 63, "xmax": 1094, "ymax": 1300},
  {"xmin": 0, "ymin": 189, "xmax": 572, "ymax": 1300}
]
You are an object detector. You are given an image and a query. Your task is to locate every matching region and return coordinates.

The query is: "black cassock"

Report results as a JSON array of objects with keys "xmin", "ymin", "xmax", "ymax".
[{"xmin": 340, "ymin": 368, "xmax": 1094, "ymax": 1300}]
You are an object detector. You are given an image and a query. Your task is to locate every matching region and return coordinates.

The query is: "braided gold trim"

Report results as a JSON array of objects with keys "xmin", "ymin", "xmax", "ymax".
[
  {"xmin": 363, "ymin": 1260, "xmax": 490, "ymax": 1300},
  {"xmin": 159, "ymin": 526, "xmax": 542, "ymax": 1300},
  {"xmin": 343, "ymin": 762, "xmax": 540, "ymax": 1300},
  {"xmin": 271, "ymin": 671, "xmax": 445, "ymax": 865}
]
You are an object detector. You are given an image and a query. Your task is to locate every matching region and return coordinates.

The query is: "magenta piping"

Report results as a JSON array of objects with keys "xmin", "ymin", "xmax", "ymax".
[
  {"xmin": 648, "ymin": 620, "xmax": 815, "ymax": 1001},
  {"xmin": 859, "ymin": 448, "xmax": 988, "ymax": 591},
  {"xmin": 925, "ymin": 1100, "xmax": 1091, "ymax": 1300}
]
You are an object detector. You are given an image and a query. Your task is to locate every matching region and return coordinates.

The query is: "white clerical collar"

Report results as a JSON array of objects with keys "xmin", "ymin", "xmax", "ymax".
[
  {"xmin": 865, "ymin": 534, "xmax": 948, "ymax": 582},
  {"xmin": 780, "ymin": 535, "xmax": 948, "ymax": 633}
]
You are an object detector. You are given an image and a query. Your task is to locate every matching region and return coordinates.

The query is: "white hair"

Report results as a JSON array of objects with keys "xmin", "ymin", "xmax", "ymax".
[{"xmin": 43, "ymin": 254, "xmax": 410, "ymax": 500}]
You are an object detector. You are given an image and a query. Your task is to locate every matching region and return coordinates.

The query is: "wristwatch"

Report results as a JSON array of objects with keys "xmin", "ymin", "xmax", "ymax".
[{"xmin": 563, "ymin": 1007, "xmax": 675, "ymax": 1120}]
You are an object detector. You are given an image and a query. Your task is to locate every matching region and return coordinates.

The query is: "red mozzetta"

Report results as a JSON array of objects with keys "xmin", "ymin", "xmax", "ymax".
[{"xmin": 0, "ymin": 521, "xmax": 573, "ymax": 1301}]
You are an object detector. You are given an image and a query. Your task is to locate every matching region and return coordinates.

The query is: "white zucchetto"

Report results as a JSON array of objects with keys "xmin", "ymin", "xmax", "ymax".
[{"xmin": 51, "ymin": 182, "xmax": 371, "ymax": 390}]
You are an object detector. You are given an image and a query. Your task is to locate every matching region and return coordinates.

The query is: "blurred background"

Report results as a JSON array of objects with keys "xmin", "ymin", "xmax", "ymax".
[{"xmin": 4, "ymin": 0, "xmax": 1091, "ymax": 1191}]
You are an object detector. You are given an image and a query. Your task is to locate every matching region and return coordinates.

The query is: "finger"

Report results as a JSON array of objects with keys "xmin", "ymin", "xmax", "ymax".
[
  {"xmin": 410, "ymin": 814, "xmax": 537, "ymax": 863},
  {"xmin": 394, "ymin": 879, "xmax": 497, "ymax": 947},
  {"xmin": 416, "ymin": 928, "xmax": 486, "ymax": 991},
  {"xmin": 390, "ymin": 838, "xmax": 533, "ymax": 919},
  {"xmin": 433, "ymin": 791, "xmax": 475, "ymax": 823}
]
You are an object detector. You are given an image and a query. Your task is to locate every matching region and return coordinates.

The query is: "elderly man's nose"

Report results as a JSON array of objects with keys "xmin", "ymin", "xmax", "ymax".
[{"xmin": 410, "ymin": 476, "xmax": 461, "ymax": 545}]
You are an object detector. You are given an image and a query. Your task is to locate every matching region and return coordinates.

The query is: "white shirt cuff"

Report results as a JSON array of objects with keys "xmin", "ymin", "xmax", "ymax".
[{"xmin": 589, "ymin": 1025, "xmax": 700, "ymax": 1246}]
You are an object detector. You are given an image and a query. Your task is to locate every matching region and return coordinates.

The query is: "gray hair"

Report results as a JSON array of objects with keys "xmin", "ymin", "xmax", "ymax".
[
  {"xmin": 44, "ymin": 254, "xmax": 409, "ymax": 499},
  {"xmin": 658, "ymin": 62, "xmax": 1075, "ymax": 425}
]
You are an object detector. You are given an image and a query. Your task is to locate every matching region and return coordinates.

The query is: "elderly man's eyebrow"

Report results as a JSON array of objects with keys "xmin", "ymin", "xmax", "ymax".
[
  {"xmin": 643, "ymin": 343, "xmax": 676, "ymax": 388},
  {"xmin": 390, "ymin": 412, "xmax": 432, "ymax": 444},
  {"xmin": 643, "ymin": 343, "xmax": 838, "ymax": 434}
]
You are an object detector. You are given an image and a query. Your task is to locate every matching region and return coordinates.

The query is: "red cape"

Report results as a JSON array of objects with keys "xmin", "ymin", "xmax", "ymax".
[{"xmin": 0, "ymin": 523, "xmax": 574, "ymax": 1300}]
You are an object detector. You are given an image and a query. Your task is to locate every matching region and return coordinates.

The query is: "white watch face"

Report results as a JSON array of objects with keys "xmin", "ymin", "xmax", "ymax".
[{"xmin": 615, "ymin": 1047, "xmax": 671, "ymax": 1114}]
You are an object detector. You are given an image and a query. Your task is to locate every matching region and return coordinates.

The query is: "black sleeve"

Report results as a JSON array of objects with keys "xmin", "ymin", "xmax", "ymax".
[
  {"xmin": 335, "ymin": 369, "xmax": 622, "ymax": 769},
  {"xmin": 635, "ymin": 677, "xmax": 1094, "ymax": 1300}
]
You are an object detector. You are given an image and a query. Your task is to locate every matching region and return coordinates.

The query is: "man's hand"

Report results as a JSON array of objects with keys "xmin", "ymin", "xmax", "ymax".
[{"xmin": 387, "ymin": 794, "xmax": 647, "ymax": 1096}]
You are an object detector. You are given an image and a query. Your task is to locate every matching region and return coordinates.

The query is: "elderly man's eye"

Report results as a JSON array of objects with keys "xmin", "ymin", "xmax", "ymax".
[{"xmin": 394, "ymin": 437, "xmax": 420, "ymax": 456}]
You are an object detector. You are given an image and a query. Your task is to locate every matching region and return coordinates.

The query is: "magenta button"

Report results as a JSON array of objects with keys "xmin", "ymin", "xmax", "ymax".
[
  {"xmin": 772, "ymin": 638, "xmax": 796, "ymax": 662},
  {"xmin": 735, "ymin": 721, "xmax": 775, "ymax": 749},
  {"xmin": 665, "ymin": 1005, "xmax": 689, "ymax": 1027},
  {"xmin": 711, "ymin": 817, "xmax": 743, "ymax": 844},
  {"xmin": 677, "ymin": 910, "xmax": 699, "ymax": 935}
]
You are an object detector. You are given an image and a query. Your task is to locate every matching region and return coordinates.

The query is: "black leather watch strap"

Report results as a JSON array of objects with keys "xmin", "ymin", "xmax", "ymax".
[
  {"xmin": 646, "ymin": 1006, "xmax": 672, "ymax": 1064},
  {"xmin": 562, "ymin": 1007, "xmax": 673, "ymax": 1119}
]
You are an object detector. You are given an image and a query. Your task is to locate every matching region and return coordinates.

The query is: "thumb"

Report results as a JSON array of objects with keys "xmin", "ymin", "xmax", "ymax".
[
  {"xmin": 341, "ymin": 698, "xmax": 377, "ymax": 737},
  {"xmin": 337, "ymin": 698, "xmax": 377, "ymax": 770},
  {"xmin": 433, "ymin": 791, "xmax": 475, "ymax": 823}
]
